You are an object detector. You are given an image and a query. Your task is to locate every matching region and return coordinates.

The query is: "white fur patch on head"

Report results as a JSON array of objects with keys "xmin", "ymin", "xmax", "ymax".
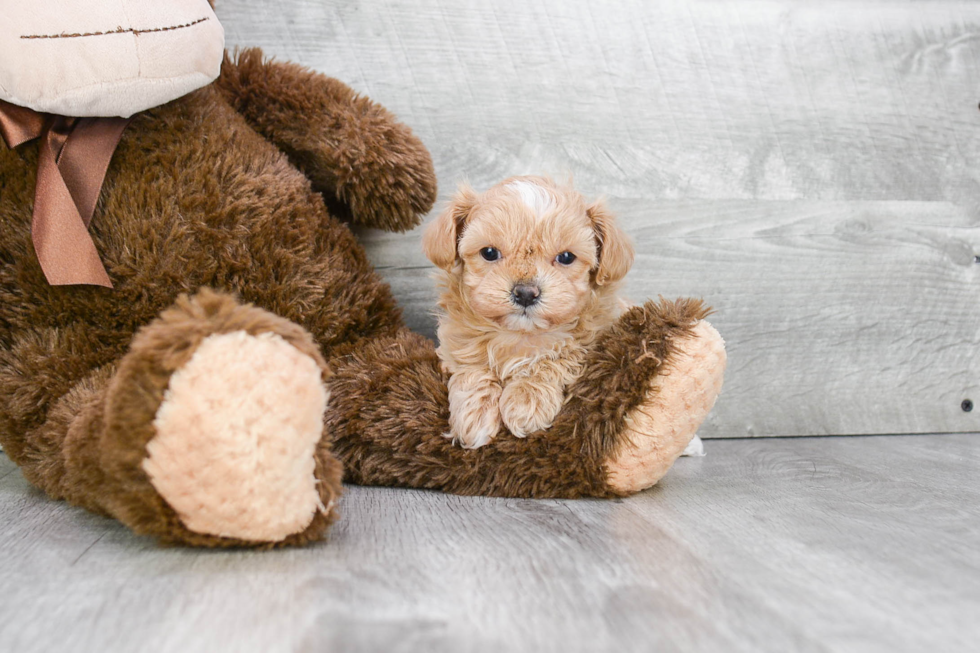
[
  {"xmin": 507, "ymin": 179, "xmax": 555, "ymax": 216},
  {"xmin": 143, "ymin": 330, "xmax": 328, "ymax": 543}
]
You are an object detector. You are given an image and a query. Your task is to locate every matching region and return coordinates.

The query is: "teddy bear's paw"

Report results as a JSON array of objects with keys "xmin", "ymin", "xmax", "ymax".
[
  {"xmin": 604, "ymin": 320, "xmax": 727, "ymax": 494},
  {"xmin": 499, "ymin": 379, "xmax": 563, "ymax": 438},
  {"xmin": 142, "ymin": 330, "xmax": 330, "ymax": 543}
]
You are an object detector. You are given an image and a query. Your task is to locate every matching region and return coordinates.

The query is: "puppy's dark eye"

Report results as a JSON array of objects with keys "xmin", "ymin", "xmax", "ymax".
[
  {"xmin": 480, "ymin": 247, "xmax": 501, "ymax": 261},
  {"xmin": 556, "ymin": 251, "xmax": 576, "ymax": 265}
]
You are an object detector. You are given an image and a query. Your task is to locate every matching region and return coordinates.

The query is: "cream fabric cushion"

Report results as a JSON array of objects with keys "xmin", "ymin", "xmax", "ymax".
[{"xmin": 0, "ymin": 0, "xmax": 224, "ymax": 118}]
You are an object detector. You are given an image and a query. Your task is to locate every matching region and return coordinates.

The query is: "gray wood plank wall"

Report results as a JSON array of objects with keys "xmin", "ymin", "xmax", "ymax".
[{"xmin": 218, "ymin": 0, "xmax": 980, "ymax": 438}]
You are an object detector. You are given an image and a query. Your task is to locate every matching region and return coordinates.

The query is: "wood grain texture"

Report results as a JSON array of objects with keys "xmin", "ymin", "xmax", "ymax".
[
  {"xmin": 3, "ymin": 435, "xmax": 979, "ymax": 652},
  {"xmin": 216, "ymin": 0, "xmax": 980, "ymax": 437},
  {"xmin": 356, "ymin": 201, "xmax": 980, "ymax": 438}
]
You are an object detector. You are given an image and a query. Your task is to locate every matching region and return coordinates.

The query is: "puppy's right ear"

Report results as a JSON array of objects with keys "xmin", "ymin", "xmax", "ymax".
[{"xmin": 422, "ymin": 184, "xmax": 479, "ymax": 271}]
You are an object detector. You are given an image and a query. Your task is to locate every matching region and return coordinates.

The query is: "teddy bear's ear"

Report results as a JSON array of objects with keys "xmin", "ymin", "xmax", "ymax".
[
  {"xmin": 588, "ymin": 199, "xmax": 634, "ymax": 286},
  {"xmin": 422, "ymin": 184, "xmax": 479, "ymax": 271}
]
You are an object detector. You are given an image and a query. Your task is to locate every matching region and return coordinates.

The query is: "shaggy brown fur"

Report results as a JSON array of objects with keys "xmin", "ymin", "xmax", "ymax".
[
  {"xmin": 62, "ymin": 290, "xmax": 343, "ymax": 547},
  {"xmin": 214, "ymin": 49, "xmax": 436, "ymax": 232},
  {"xmin": 0, "ymin": 49, "xmax": 431, "ymax": 546},
  {"xmin": 0, "ymin": 47, "xmax": 720, "ymax": 548},
  {"xmin": 329, "ymin": 298, "xmax": 711, "ymax": 498}
]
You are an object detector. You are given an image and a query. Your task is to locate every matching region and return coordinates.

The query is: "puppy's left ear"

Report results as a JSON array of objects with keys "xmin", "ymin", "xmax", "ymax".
[
  {"xmin": 422, "ymin": 184, "xmax": 479, "ymax": 271},
  {"xmin": 588, "ymin": 200, "xmax": 634, "ymax": 285}
]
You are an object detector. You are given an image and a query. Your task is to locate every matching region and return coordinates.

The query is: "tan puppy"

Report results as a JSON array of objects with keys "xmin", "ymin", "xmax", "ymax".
[{"xmin": 422, "ymin": 176, "xmax": 635, "ymax": 448}]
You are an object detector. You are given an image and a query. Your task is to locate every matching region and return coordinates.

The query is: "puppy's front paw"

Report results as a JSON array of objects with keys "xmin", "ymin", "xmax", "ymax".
[
  {"xmin": 499, "ymin": 379, "xmax": 563, "ymax": 438},
  {"xmin": 447, "ymin": 373, "xmax": 502, "ymax": 449}
]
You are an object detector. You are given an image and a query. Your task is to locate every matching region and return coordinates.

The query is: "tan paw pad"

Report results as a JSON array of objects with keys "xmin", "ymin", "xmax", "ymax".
[
  {"xmin": 605, "ymin": 321, "xmax": 727, "ymax": 494},
  {"xmin": 143, "ymin": 330, "xmax": 328, "ymax": 542}
]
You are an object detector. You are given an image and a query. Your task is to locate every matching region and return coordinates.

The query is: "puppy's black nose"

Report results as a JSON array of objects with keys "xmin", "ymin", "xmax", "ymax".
[{"xmin": 512, "ymin": 284, "xmax": 540, "ymax": 307}]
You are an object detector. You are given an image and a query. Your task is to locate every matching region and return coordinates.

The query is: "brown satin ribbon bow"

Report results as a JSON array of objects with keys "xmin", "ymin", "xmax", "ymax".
[{"xmin": 0, "ymin": 99, "xmax": 131, "ymax": 288}]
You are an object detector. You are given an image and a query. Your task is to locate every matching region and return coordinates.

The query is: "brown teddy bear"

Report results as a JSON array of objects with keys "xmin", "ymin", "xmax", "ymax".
[{"xmin": 0, "ymin": 1, "xmax": 726, "ymax": 548}]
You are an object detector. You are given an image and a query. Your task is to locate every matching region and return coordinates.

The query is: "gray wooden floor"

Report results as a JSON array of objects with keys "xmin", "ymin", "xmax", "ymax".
[{"xmin": 2, "ymin": 434, "xmax": 978, "ymax": 652}]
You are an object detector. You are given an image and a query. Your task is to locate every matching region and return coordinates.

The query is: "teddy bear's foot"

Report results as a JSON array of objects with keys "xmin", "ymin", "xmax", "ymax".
[
  {"xmin": 100, "ymin": 290, "xmax": 343, "ymax": 547},
  {"xmin": 604, "ymin": 320, "xmax": 726, "ymax": 494},
  {"xmin": 143, "ymin": 330, "xmax": 329, "ymax": 542}
]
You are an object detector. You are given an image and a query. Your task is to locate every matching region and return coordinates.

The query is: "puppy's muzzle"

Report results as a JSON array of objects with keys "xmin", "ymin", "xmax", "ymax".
[{"xmin": 511, "ymin": 283, "xmax": 540, "ymax": 308}]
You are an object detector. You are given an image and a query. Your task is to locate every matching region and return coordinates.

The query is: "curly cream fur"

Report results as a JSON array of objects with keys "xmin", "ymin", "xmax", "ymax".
[{"xmin": 424, "ymin": 176, "xmax": 634, "ymax": 448}]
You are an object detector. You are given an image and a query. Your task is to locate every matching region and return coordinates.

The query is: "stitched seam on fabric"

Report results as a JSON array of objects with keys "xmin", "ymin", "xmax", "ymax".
[
  {"xmin": 121, "ymin": 0, "xmax": 141, "ymax": 78},
  {"xmin": 21, "ymin": 17, "xmax": 209, "ymax": 40}
]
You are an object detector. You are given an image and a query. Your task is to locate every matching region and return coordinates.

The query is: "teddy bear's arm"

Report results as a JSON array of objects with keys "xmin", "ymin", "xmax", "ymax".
[
  {"xmin": 214, "ymin": 48, "xmax": 437, "ymax": 232},
  {"xmin": 327, "ymin": 298, "xmax": 726, "ymax": 498}
]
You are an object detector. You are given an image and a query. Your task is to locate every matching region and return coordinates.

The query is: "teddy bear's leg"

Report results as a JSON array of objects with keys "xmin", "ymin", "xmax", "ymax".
[
  {"xmin": 0, "ymin": 290, "xmax": 343, "ymax": 547},
  {"xmin": 0, "ymin": 322, "xmax": 126, "ymax": 510},
  {"xmin": 327, "ymin": 298, "xmax": 725, "ymax": 498},
  {"xmin": 602, "ymin": 319, "xmax": 726, "ymax": 493},
  {"xmin": 213, "ymin": 48, "xmax": 437, "ymax": 232}
]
